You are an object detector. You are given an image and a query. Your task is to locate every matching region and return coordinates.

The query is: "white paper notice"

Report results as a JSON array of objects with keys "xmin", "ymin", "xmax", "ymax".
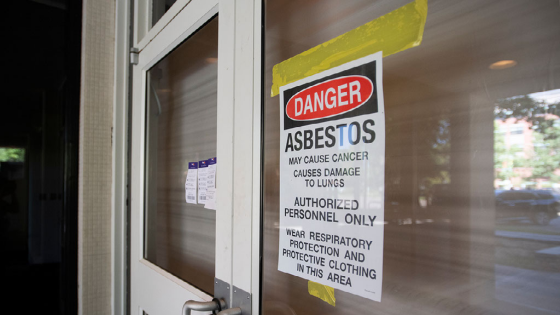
[
  {"xmin": 197, "ymin": 160, "xmax": 209, "ymax": 204},
  {"xmin": 277, "ymin": 52, "xmax": 385, "ymax": 301},
  {"xmin": 185, "ymin": 162, "xmax": 198, "ymax": 204},
  {"xmin": 207, "ymin": 157, "xmax": 217, "ymax": 189},
  {"xmin": 204, "ymin": 187, "xmax": 217, "ymax": 210},
  {"xmin": 204, "ymin": 157, "xmax": 217, "ymax": 210}
]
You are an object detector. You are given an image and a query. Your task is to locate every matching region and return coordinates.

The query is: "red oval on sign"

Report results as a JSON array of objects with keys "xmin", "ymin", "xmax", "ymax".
[{"xmin": 286, "ymin": 75, "xmax": 373, "ymax": 121}]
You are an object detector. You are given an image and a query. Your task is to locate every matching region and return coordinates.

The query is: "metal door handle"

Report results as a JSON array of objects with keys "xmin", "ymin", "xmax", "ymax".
[
  {"xmin": 216, "ymin": 307, "xmax": 242, "ymax": 315},
  {"xmin": 182, "ymin": 298, "xmax": 226, "ymax": 315}
]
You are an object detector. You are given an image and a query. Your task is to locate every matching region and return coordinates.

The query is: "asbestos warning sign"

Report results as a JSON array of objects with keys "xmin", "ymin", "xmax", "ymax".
[{"xmin": 278, "ymin": 52, "xmax": 385, "ymax": 301}]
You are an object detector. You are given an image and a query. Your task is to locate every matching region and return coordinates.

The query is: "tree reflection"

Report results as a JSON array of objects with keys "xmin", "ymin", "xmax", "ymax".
[{"xmin": 494, "ymin": 89, "xmax": 560, "ymax": 190}]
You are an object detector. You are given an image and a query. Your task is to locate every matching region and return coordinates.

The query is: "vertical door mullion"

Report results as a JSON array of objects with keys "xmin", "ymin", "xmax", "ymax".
[
  {"xmin": 216, "ymin": 0, "xmax": 235, "ymax": 303},
  {"xmin": 232, "ymin": 0, "xmax": 255, "ymax": 293},
  {"xmin": 130, "ymin": 61, "xmax": 146, "ymax": 315},
  {"xmin": 228, "ymin": 0, "xmax": 263, "ymax": 313}
]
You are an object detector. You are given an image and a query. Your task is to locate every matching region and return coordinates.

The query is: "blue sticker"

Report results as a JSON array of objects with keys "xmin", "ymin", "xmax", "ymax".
[
  {"xmin": 199, "ymin": 160, "xmax": 208, "ymax": 168},
  {"xmin": 188, "ymin": 162, "xmax": 198, "ymax": 169},
  {"xmin": 207, "ymin": 157, "xmax": 217, "ymax": 166}
]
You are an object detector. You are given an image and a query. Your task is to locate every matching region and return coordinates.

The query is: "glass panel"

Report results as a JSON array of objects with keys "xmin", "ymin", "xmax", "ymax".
[
  {"xmin": 151, "ymin": 0, "xmax": 178, "ymax": 28},
  {"xmin": 263, "ymin": 1, "xmax": 560, "ymax": 314},
  {"xmin": 144, "ymin": 17, "xmax": 218, "ymax": 294}
]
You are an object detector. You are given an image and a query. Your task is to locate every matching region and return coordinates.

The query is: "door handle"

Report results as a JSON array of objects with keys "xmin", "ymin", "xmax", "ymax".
[
  {"xmin": 182, "ymin": 298, "xmax": 226, "ymax": 315},
  {"xmin": 216, "ymin": 307, "xmax": 242, "ymax": 315}
]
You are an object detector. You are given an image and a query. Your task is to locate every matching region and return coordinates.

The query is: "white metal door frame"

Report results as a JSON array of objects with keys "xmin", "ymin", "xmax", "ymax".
[
  {"xmin": 221, "ymin": 0, "xmax": 262, "ymax": 312},
  {"xmin": 128, "ymin": 0, "xmax": 263, "ymax": 314}
]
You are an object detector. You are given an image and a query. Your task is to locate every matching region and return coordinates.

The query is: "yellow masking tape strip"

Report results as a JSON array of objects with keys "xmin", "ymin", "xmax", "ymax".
[
  {"xmin": 308, "ymin": 281, "xmax": 336, "ymax": 307},
  {"xmin": 271, "ymin": 0, "xmax": 428, "ymax": 97}
]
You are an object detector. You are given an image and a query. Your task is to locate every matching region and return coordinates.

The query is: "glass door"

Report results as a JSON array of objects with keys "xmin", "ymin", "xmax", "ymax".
[
  {"xmin": 262, "ymin": 0, "xmax": 560, "ymax": 314},
  {"xmin": 130, "ymin": 0, "xmax": 262, "ymax": 314}
]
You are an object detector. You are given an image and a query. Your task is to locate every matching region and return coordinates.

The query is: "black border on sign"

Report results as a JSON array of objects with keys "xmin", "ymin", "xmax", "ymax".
[{"xmin": 282, "ymin": 61, "xmax": 379, "ymax": 131}]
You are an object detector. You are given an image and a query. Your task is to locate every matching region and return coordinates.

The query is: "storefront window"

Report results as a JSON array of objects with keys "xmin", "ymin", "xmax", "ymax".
[{"xmin": 262, "ymin": 1, "xmax": 560, "ymax": 314}]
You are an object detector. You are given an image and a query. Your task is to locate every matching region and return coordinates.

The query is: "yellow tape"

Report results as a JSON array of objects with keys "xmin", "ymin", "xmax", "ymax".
[
  {"xmin": 271, "ymin": 0, "xmax": 428, "ymax": 97},
  {"xmin": 308, "ymin": 281, "xmax": 336, "ymax": 307}
]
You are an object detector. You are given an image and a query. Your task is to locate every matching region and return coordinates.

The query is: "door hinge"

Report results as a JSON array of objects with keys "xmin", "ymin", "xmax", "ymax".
[{"xmin": 130, "ymin": 47, "xmax": 139, "ymax": 65}]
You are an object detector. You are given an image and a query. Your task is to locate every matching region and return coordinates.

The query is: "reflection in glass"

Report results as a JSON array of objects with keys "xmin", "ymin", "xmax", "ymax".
[
  {"xmin": 493, "ymin": 90, "xmax": 560, "ymax": 311},
  {"xmin": 0, "ymin": 146, "xmax": 27, "ymax": 258},
  {"xmin": 144, "ymin": 17, "xmax": 218, "ymax": 294},
  {"xmin": 0, "ymin": 147, "xmax": 25, "ymax": 162},
  {"xmin": 262, "ymin": 1, "xmax": 560, "ymax": 314}
]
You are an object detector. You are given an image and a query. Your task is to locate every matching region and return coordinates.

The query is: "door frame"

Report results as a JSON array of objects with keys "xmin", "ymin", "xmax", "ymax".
[{"xmin": 116, "ymin": 0, "xmax": 263, "ymax": 314}]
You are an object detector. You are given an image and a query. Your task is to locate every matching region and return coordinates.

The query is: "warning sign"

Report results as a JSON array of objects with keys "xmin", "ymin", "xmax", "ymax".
[{"xmin": 278, "ymin": 52, "xmax": 385, "ymax": 301}]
